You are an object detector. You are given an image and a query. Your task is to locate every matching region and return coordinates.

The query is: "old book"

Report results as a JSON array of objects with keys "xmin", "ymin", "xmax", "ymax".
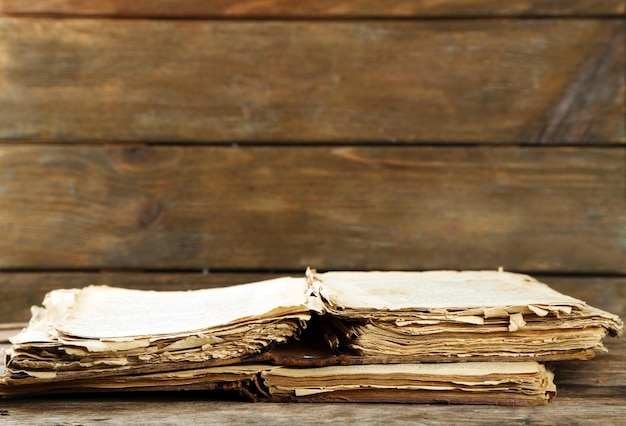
[
  {"xmin": 0, "ymin": 360, "xmax": 557, "ymax": 406},
  {"xmin": 312, "ymin": 270, "xmax": 622, "ymax": 362},
  {"xmin": 258, "ymin": 361, "xmax": 556, "ymax": 405},
  {"xmin": 1, "ymin": 270, "xmax": 622, "ymax": 404},
  {"xmin": 4, "ymin": 277, "xmax": 314, "ymax": 380}
]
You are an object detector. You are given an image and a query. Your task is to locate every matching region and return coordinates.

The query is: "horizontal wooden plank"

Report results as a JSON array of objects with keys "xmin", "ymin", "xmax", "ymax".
[
  {"xmin": 0, "ymin": 19, "xmax": 623, "ymax": 143},
  {"xmin": 0, "ymin": 391, "xmax": 625, "ymax": 425},
  {"xmin": 1, "ymin": 273, "xmax": 623, "ymax": 323},
  {"xmin": 1, "ymin": 0, "xmax": 624, "ymax": 17},
  {"xmin": 0, "ymin": 145, "xmax": 624, "ymax": 272}
]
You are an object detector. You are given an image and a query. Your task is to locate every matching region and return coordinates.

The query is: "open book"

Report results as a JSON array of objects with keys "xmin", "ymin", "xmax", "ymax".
[{"xmin": 1, "ymin": 270, "xmax": 622, "ymax": 405}]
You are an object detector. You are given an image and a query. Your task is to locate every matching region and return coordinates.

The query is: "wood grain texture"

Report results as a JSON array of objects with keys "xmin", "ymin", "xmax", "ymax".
[
  {"xmin": 0, "ymin": 145, "xmax": 624, "ymax": 272},
  {"xmin": 1, "ymin": 273, "xmax": 623, "ymax": 323},
  {"xmin": 0, "ymin": 0, "xmax": 624, "ymax": 17},
  {"xmin": 0, "ymin": 390, "xmax": 625, "ymax": 426},
  {"xmin": 0, "ymin": 19, "xmax": 623, "ymax": 144}
]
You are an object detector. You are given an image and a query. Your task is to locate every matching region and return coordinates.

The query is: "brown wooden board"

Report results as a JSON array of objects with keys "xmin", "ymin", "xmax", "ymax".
[
  {"xmin": 0, "ymin": 385, "xmax": 624, "ymax": 425},
  {"xmin": 0, "ymin": 19, "xmax": 623, "ymax": 144},
  {"xmin": 0, "ymin": 0, "xmax": 624, "ymax": 17},
  {"xmin": 0, "ymin": 145, "xmax": 624, "ymax": 272}
]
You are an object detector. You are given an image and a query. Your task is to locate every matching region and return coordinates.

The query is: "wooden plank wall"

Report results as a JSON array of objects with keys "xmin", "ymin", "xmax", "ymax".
[{"xmin": 0, "ymin": 1, "xmax": 624, "ymax": 322}]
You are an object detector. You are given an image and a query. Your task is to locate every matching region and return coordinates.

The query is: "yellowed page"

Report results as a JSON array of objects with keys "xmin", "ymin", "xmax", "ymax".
[
  {"xmin": 315, "ymin": 270, "xmax": 585, "ymax": 311},
  {"xmin": 51, "ymin": 277, "xmax": 309, "ymax": 339},
  {"xmin": 264, "ymin": 360, "xmax": 544, "ymax": 378}
]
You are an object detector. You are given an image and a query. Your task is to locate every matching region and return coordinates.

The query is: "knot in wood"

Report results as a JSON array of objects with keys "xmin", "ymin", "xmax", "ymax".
[{"xmin": 137, "ymin": 199, "xmax": 163, "ymax": 228}]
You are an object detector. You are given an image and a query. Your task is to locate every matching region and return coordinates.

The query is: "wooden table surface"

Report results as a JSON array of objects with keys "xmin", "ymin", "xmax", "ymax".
[{"xmin": 1, "ymin": 333, "xmax": 624, "ymax": 425}]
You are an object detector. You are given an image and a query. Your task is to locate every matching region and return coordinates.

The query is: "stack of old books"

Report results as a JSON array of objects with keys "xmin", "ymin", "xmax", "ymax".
[{"xmin": 1, "ymin": 269, "xmax": 622, "ymax": 405}]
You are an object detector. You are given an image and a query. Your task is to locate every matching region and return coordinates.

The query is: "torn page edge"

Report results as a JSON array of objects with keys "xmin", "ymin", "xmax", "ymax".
[{"xmin": 305, "ymin": 267, "xmax": 326, "ymax": 314}]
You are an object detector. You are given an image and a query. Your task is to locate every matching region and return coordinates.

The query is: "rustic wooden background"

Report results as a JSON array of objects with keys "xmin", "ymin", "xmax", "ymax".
[
  {"xmin": 0, "ymin": 1, "xmax": 624, "ymax": 323},
  {"xmin": 0, "ymin": 2, "xmax": 625, "ymax": 423}
]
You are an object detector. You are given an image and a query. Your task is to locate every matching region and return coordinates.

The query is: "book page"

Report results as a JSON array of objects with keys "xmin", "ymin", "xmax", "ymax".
[
  {"xmin": 264, "ymin": 360, "xmax": 545, "ymax": 378},
  {"xmin": 315, "ymin": 270, "xmax": 585, "ymax": 311},
  {"xmin": 261, "ymin": 361, "xmax": 556, "ymax": 403},
  {"xmin": 53, "ymin": 276, "xmax": 310, "ymax": 339}
]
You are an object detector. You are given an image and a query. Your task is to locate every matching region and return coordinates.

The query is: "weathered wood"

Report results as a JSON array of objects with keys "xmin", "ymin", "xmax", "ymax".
[
  {"xmin": 0, "ymin": 394, "xmax": 625, "ymax": 426},
  {"xmin": 0, "ymin": 0, "xmax": 624, "ymax": 17},
  {"xmin": 0, "ymin": 19, "xmax": 623, "ymax": 143},
  {"xmin": 0, "ymin": 273, "xmax": 623, "ymax": 324},
  {"xmin": 0, "ymin": 145, "xmax": 624, "ymax": 272}
]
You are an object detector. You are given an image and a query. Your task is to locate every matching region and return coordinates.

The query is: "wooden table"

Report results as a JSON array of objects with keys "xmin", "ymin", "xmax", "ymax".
[{"xmin": 1, "ymin": 334, "xmax": 623, "ymax": 425}]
